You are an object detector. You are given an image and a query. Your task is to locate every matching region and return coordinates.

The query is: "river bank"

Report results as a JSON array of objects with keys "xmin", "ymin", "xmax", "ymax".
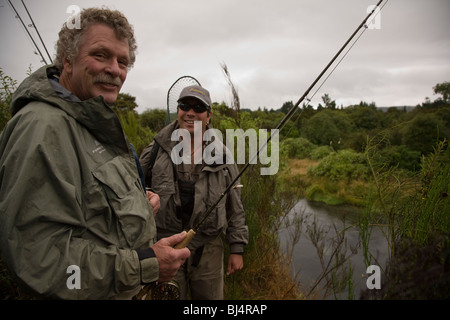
[
  {"xmin": 278, "ymin": 143, "xmax": 449, "ymax": 299},
  {"xmin": 282, "ymin": 158, "xmax": 369, "ymax": 207}
]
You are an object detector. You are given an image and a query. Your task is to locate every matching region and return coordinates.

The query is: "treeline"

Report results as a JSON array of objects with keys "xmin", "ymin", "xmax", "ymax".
[
  {"xmin": 1, "ymin": 67, "xmax": 449, "ymax": 299},
  {"xmin": 2, "ymin": 67, "xmax": 449, "ymax": 170},
  {"xmin": 120, "ymin": 84, "xmax": 450, "ymax": 172}
]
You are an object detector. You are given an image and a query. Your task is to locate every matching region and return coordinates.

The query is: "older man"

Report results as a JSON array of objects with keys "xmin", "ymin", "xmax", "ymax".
[{"xmin": 0, "ymin": 7, "xmax": 189, "ymax": 299}]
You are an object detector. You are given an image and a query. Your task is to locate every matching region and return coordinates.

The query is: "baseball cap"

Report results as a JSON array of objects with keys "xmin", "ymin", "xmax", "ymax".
[{"xmin": 177, "ymin": 85, "xmax": 211, "ymax": 109}]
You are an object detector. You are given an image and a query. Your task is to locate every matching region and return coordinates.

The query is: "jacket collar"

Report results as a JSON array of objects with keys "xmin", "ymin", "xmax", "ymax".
[
  {"xmin": 10, "ymin": 65, "xmax": 129, "ymax": 153},
  {"xmin": 154, "ymin": 120, "xmax": 232, "ymax": 168}
]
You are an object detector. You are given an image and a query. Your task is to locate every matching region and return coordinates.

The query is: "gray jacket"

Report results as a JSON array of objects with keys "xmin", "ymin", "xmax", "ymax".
[{"xmin": 140, "ymin": 121, "xmax": 248, "ymax": 254}]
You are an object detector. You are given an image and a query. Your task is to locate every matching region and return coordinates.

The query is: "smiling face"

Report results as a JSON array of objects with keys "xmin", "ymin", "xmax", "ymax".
[
  {"xmin": 177, "ymin": 97, "xmax": 212, "ymax": 136},
  {"xmin": 59, "ymin": 23, "xmax": 130, "ymax": 104}
]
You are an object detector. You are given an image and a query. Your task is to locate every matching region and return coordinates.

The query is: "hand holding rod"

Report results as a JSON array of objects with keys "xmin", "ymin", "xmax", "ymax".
[{"xmin": 174, "ymin": 229, "xmax": 196, "ymax": 249}]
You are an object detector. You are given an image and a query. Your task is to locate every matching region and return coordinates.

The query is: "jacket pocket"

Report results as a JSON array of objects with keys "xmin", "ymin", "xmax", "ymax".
[
  {"xmin": 91, "ymin": 156, "xmax": 154, "ymax": 248},
  {"xmin": 199, "ymin": 204, "xmax": 227, "ymax": 237},
  {"xmin": 199, "ymin": 167, "xmax": 229, "ymax": 236}
]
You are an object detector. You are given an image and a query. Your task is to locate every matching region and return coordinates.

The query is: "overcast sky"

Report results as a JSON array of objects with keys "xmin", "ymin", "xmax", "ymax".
[{"xmin": 1, "ymin": 0, "xmax": 449, "ymax": 113}]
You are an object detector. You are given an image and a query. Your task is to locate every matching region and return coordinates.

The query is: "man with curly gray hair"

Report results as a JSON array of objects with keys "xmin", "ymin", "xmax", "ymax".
[
  {"xmin": 54, "ymin": 7, "xmax": 137, "ymax": 105},
  {"xmin": 54, "ymin": 7, "xmax": 138, "ymax": 72},
  {"xmin": 0, "ymin": 7, "xmax": 190, "ymax": 299}
]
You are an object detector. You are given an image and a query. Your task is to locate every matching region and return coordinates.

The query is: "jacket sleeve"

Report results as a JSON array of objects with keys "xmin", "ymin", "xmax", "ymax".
[
  {"xmin": 224, "ymin": 164, "xmax": 249, "ymax": 254},
  {"xmin": 139, "ymin": 141, "xmax": 156, "ymax": 187},
  {"xmin": 0, "ymin": 105, "xmax": 157, "ymax": 299}
]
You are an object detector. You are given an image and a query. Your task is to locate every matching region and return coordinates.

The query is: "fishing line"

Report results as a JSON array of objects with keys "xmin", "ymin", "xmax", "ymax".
[
  {"xmin": 135, "ymin": 0, "xmax": 388, "ymax": 300},
  {"xmin": 285, "ymin": 0, "xmax": 389, "ymax": 149},
  {"xmin": 7, "ymin": 0, "xmax": 48, "ymax": 65},
  {"xmin": 21, "ymin": 0, "xmax": 53, "ymax": 64},
  {"xmin": 185, "ymin": 0, "xmax": 388, "ymax": 248},
  {"xmin": 305, "ymin": 0, "xmax": 389, "ymax": 108}
]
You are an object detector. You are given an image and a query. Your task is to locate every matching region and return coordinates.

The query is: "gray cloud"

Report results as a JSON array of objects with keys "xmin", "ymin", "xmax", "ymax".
[{"xmin": 1, "ymin": 0, "xmax": 449, "ymax": 113}]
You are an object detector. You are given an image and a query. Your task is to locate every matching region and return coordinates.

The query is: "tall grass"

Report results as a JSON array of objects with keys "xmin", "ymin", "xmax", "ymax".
[
  {"xmin": 224, "ymin": 161, "xmax": 303, "ymax": 299},
  {"xmin": 359, "ymin": 137, "xmax": 449, "ymax": 299}
]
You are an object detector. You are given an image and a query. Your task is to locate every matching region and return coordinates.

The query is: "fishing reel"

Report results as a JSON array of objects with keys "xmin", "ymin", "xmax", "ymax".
[{"xmin": 133, "ymin": 280, "xmax": 181, "ymax": 300}]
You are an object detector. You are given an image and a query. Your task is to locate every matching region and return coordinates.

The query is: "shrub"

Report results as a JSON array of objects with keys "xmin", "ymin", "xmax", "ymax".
[
  {"xmin": 310, "ymin": 145, "xmax": 334, "ymax": 160},
  {"xmin": 281, "ymin": 137, "xmax": 316, "ymax": 159},
  {"xmin": 308, "ymin": 149, "xmax": 369, "ymax": 181},
  {"xmin": 377, "ymin": 145, "xmax": 421, "ymax": 171}
]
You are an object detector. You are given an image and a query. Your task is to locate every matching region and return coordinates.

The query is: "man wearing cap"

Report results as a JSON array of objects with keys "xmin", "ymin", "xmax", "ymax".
[{"xmin": 140, "ymin": 85, "xmax": 249, "ymax": 299}]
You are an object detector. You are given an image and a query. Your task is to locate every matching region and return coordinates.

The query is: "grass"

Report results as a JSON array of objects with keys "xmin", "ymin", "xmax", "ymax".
[{"xmin": 223, "ymin": 164, "xmax": 303, "ymax": 299}]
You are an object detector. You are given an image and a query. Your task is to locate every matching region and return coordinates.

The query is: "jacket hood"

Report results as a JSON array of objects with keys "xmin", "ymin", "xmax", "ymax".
[
  {"xmin": 10, "ymin": 65, "xmax": 128, "ymax": 152},
  {"xmin": 153, "ymin": 120, "xmax": 179, "ymax": 153}
]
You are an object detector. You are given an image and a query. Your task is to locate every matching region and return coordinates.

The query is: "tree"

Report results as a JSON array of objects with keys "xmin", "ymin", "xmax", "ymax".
[
  {"xmin": 402, "ymin": 113, "xmax": 445, "ymax": 154},
  {"xmin": 301, "ymin": 109, "xmax": 353, "ymax": 147},
  {"xmin": 321, "ymin": 93, "xmax": 336, "ymax": 109},
  {"xmin": 280, "ymin": 101, "xmax": 294, "ymax": 114},
  {"xmin": 0, "ymin": 68, "xmax": 17, "ymax": 131},
  {"xmin": 345, "ymin": 105, "xmax": 381, "ymax": 130},
  {"xmin": 112, "ymin": 92, "xmax": 138, "ymax": 115},
  {"xmin": 118, "ymin": 111, "xmax": 155, "ymax": 156},
  {"xmin": 433, "ymin": 81, "xmax": 450, "ymax": 103},
  {"xmin": 139, "ymin": 108, "xmax": 166, "ymax": 132}
]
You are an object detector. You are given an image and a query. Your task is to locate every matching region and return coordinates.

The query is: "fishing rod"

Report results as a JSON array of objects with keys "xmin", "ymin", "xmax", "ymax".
[
  {"xmin": 7, "ymin": 0, "xmax": 49, "ymax": 65},
  {"xmin": 174, "ymin": 0, "xmax": 387, "ymax": 250},
  {"xmin": 135, "ymin": 0, "xmax": 386, "ymax": 299},
  {"xmin": 21, "ymin": 0, "xmax": 53, "ymax": 64}
]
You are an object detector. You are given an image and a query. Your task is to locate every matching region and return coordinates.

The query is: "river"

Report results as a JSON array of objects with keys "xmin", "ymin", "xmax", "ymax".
[{"xmin": 278, "ymin": 198, "xmax": 390, "ymax": 299}]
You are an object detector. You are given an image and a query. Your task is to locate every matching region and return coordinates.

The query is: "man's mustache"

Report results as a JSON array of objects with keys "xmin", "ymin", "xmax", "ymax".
[{"xmin": 93, "ymin": 74, "xmax": 123, "ymax": 87}]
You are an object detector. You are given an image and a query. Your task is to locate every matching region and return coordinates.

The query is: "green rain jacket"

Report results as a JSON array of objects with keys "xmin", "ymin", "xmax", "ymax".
[{"xmin": 0, "ymin": 65, "xmax": 158, "ymax": 299}]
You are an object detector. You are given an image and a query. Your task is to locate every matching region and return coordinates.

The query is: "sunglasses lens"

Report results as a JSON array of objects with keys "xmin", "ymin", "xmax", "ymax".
[
  {"xmin": 178, "ymin": 103, "xmax": 207, "ymax": 113},
  {"xmin": 178, "ymin": 103, "xmax": 191, "ymax": 112},
  {"xmin": 193, "ymin": 105, "xmax": 207, "ymax": 113}
]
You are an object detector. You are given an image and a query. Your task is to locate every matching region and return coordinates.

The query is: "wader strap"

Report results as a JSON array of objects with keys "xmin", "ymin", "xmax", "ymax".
[
  {"xmin": 191, "ymin": 245, "xmax": 204, "ymax": 267},
  {"xmin": 177, "ymin": 179, "xmax": 195, "ymax": 229},
  {"xmin": 145, "ymin": 142, "xmax": 160, "ymax": 190}
]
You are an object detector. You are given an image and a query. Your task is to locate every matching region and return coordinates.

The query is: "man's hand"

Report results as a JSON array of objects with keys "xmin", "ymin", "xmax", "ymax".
[
  {"xmin": 227, "ymin": 254, "xmax": 244, "ymax": 276},
  {"xmin": 146, "ymin": 191, "xmax": 160, "ymax": 216},
  {"xmin": 151, "ymin": 232, "xmax": 191, "ymax": 283}
]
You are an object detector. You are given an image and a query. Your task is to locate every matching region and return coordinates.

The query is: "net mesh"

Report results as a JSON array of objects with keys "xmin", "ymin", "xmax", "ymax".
[{"xmin": 166, "ymin": 76, "xmax": 201, "ymax": 124}]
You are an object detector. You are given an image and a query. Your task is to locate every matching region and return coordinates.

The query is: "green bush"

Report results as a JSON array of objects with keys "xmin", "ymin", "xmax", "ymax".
[
  {"xmin": 377, "ymin": 145, "xmax": 421, "ymax": 171},
  {"xmin": 310, "ymin": 145, "xmax": 334, "ymax": 160},
  {"xmin": 401, "ymin": 113, "xmax": 446, "ymax": 154},
  {"xmin": 280, "ymin": 137, "xmax": 316, "ymax": 159},
  {"xmin": 308, "ymin": 149, "xmax": 369, "ymax": 181}
]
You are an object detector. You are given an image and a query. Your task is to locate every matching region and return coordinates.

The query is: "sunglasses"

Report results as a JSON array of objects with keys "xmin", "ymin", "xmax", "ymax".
[{"xmin": 178, "ymin": 103, "xmax": 208, "ymax": 113}]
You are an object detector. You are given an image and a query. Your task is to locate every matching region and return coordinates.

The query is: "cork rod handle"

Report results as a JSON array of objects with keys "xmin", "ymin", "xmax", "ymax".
[{"xmin": 174, "ymin": 229, "xmax": 196, "ymax": 249}]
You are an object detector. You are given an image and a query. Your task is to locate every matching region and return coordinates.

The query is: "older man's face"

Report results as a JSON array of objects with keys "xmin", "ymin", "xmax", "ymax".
[{"xmin": 60, "ymin": 23, "xmax": 130, "ymax": 104}]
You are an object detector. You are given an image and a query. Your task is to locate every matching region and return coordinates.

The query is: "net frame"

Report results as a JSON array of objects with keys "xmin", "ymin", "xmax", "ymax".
[{"xmin": 166, "ymin": 76, "xmax": 202, "ymax": 124}]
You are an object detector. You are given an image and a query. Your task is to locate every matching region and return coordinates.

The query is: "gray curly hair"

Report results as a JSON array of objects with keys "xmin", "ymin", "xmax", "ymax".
[{"xmin": 54, "ymin": 7, "xmax": 137, "ymax": 70}]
